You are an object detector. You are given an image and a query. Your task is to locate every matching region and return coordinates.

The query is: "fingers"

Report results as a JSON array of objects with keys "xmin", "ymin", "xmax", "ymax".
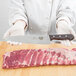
[
  {"xmin": 3, "ymin": 29, "xmax": 12, "ymax": 39},
  {"xmin": 10, "ymin": 29, "xmax": 25, "ymax": 36},
  {"xmin": 60, "ymin": 40, "xmax": 71, "ymax": 46},
  {"xmin": 7, "ymin": 41, "xmax": 22, "ymax": 45},
  {"xmin": 69, "ymin": 27, "xmax": 76, "ymax": 40},
  {"xmin": 71, "ymin": 41, "xmax": 76, "ymax": 45},
  {"xmin": 3, "ymin": 26, "xmax": 25, "ymax": 39}
]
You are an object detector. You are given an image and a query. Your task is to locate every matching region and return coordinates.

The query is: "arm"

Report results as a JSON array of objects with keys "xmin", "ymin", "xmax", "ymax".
[
  {"xmin": 56, "ymin": 0, "xmax": 75, "ymax": 27},
  {"xmin": 9, "ymin": 0, "xmax": 28, "ymax": 28},
  {"xmin": 3, "ymin": 0, "xmax": 28, "ymax": 38},
  {"xmin": 56, "ymin": 0, "xmax": 76, "ymax": 46}
]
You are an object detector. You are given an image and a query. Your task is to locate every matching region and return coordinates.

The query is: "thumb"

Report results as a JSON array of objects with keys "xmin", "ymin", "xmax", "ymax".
[
  {"xmin": 69, "ymin": 28, "xmax": 76, "ymax": 40},
  {"xmin": 3, "ymin": 29, "xmax": 11, "ymax": 39}
]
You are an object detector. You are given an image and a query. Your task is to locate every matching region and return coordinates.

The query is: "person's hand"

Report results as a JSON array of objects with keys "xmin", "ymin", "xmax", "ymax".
[
  {"xmin": 56, "ymin": 20, "xmax": 76, "ymax": 46},
  {"xmin": 3, "ymin": 20, "xmax": 27, "ymax": 39}
]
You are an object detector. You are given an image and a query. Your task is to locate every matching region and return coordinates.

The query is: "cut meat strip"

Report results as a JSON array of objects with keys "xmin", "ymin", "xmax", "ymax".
[
  {"xmin": 36, "ymin": 49, "xmax": 44, "ymax": 66},
  {"xmin": 19, "ymin": 50, "xmax": 29, "ymax": 63},
  {"xmin": 24, "ymin": 49, "xmax": 35, "ymax": 66},
  {"xmin": 49, "ymin": 51, "xmax": 56, "ymax": 64},
  {"xmin": 72, "ymin": 48, "xmax": 76, "ymax": 51},
  {"xmin": 43, "ymin": 51, "xmax": 51, "ymax": 65},
  {"xmin": 51, "ymin": 53, "xmax": 58, "ymax": 65},
  {"xmin": 58, "ymin": 54, "xmax": 66, "ymax": 65},
  {"xmin": 3, "ymin": 48, "xmax": 76, "ymax": 69},
  {"xmin": 30, "ymin": 51, "xmax": 38, "ymax": 66},
  {"xmin": 34, "ymin": 49, "xmax": 41, "ymax": 66},
  {"xmin": 71, "ymin": 59, "xmax": 76, "ymax": 64},
  {"xmin": 64, "ymin": 58, "xmax": 71, "ymax": 65}
]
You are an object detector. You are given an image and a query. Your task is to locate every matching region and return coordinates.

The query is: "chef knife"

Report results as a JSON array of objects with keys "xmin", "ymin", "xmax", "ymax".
[{"xmin": 4, "ymin": 34, "xmax": 75, "ymax": 44}]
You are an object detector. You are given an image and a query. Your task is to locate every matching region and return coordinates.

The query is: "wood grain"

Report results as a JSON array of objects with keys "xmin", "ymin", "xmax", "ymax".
[{"xmin": 0, "ymin": 41, "xmax": 76, "ymax": 76}]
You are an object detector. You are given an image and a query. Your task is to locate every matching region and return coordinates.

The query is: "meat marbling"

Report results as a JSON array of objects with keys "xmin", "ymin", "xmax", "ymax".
[{"xmin": 3, "ymin": 48, "xmax": 76, "ymax": 69}]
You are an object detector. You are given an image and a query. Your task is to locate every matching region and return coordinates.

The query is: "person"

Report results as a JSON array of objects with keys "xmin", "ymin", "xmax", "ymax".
[{"xmin": 4, "ymin": 0, "xmax": 76, "ymax": 46}]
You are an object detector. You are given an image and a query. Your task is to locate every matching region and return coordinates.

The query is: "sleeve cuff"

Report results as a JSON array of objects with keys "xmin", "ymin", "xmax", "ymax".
[
  {"xmin": 9, "ymin": 16, "xmax": 28, "ymax": 31},
  {"xmin": 9, "ymin": 15, "xmax": 28, "ymax": 26}
]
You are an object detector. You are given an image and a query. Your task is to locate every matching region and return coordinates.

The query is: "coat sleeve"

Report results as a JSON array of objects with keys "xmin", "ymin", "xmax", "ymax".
[
  {"xmin": 56, "ymin": 0, "xmax": 76, "ymax": 27},
  {"xmin": 9, "ymin": 0, "xmax": 28, "ymax": 26}
]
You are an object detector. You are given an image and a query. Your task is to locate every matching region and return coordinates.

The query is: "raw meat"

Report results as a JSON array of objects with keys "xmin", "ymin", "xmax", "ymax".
[
  {"xmin": 72, "ymin": 48, "xmax": 76, "ymax": 51},
  {"xmin": 3, "ymin": 48, "xmax": 76, "ymax": 69}
]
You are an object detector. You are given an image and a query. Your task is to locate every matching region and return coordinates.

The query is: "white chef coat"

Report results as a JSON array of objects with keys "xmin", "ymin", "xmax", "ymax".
[{"xmin": 9, "ymin": 0, "xmax": 75, "ymax": 35}]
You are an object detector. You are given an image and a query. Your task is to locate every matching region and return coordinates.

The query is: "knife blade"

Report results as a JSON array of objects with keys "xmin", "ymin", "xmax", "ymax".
[{"xmin": 4, "ymin": 35, "xmax": 51, "ymax": 44}]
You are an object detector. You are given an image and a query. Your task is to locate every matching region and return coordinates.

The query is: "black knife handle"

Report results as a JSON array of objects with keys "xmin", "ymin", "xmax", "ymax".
[{"xmin": 49, "ymin": 34, "xmax": 74, "ymax": 41}]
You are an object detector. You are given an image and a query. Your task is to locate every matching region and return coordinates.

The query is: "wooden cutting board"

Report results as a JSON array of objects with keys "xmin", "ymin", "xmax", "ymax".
[{"xmin": 0, "ymin": 41, "xmax": 76, "ymax": 76}]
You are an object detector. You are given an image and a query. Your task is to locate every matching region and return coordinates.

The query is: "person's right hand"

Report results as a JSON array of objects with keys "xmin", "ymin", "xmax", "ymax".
[
  {"xmin": 3, "ymin": 20, "xmax": 27, "ymax": 39},
  {"xmin": 56, "ymin": 20, "xmax": 76, "ymax": 46}
]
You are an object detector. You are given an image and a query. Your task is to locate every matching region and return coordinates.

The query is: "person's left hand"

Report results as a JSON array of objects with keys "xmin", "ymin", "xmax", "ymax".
[
  {"xmin": 56, "ymin": 20, "xmax": 76, "ymax": 46},
  {"xmin": 3, "ymin": 20, "xmax": 27, "ymax": 39}
]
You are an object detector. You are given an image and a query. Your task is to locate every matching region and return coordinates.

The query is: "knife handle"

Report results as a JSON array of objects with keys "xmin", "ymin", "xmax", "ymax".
[{"xmin": 49, "ymin": 34, "xmax": 74, "ymax": 41}]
